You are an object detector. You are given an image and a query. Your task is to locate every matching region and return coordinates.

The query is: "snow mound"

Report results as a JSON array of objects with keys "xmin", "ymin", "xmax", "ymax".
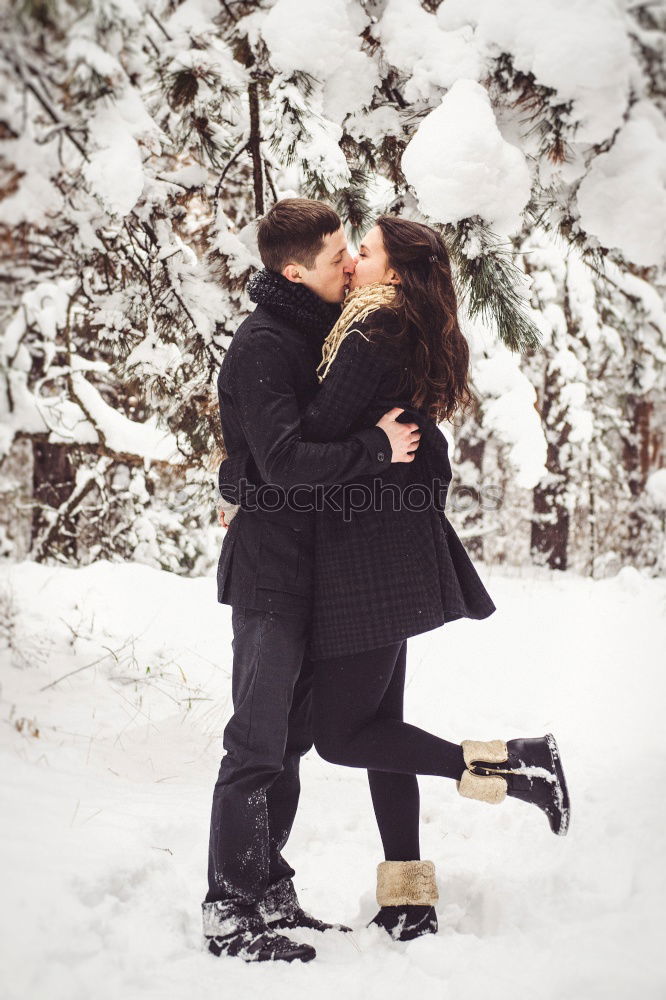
[{"xmin": 401, "ymin": 79, "xmax": 531, "ymax": 234}]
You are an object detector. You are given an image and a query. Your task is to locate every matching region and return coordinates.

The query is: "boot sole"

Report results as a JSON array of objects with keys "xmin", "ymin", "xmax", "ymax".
[
  {"xmin": 545, "ymin": 733, "xmax": 571, "ymax": 836},
  {"xmin": 203, "ymin": 934, "xmax": 316, "ymax": 963}
]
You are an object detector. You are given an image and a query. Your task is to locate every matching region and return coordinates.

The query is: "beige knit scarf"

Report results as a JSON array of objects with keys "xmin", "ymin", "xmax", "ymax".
[{"xmin": 317, "ymin": 282, "xmax": 397, "ymax": 382}]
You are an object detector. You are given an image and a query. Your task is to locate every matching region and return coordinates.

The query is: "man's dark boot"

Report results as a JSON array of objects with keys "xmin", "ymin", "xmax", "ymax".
[
  {"xmin": 369, "ymin": 860, "xmax": 439, "ymax": 942},
  {"xmin": 457, "ymin": 733, "xmax": 571, "ymax": 836},
  {"xmin": 259, "ymin": 877, "xmax": 352, "ymax": 933},
  {"xmin": 202, "ymin": 899, "xmax": 316, "ymax": 963}
]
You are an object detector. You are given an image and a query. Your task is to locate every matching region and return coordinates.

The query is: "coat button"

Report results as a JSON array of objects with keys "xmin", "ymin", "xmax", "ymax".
[{"xmin": 377, "ymin": 451, "xmax": 385, "ymax": 462}]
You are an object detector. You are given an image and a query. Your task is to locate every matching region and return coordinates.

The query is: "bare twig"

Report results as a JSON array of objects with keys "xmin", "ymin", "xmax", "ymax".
[
  {"xmin": 39, "ymin": 637, "xmax": 136, "ymax": 691},
  {"xmin": 148, "ymin": 10, "xmax": 172, "ymax": 41},
  {"xmin": 214, "ymin": 140, "xmax": 249, "ymax": 202},
  {"xmin": 32, "ymin": 469, "xmax": 102, "ymax": 561}
]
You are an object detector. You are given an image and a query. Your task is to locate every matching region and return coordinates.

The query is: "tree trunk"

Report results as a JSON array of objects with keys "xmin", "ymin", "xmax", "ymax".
[
  {"xmin": 530, "ymin": 369, "xmax": 571, "ymax": 570},
  {"xmin": 622, "ymin": 395, "xmax": 655, "ymax": 561},
  {"xmin": 248, "ymin": 81, "xmax": 264, "ymax": 216},
  {"xmin": 31, "ymin": 440, "xmax": 77, "ymax": 560},
  {"xmin": 454, "ymin": 405, "xmax": 486, "ymax": 561}
]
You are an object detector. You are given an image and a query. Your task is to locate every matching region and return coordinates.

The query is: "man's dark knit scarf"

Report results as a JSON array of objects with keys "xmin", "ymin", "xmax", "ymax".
[{"xmin": 247, "ymin": 268, "xmax": 342, "ymax": 341}]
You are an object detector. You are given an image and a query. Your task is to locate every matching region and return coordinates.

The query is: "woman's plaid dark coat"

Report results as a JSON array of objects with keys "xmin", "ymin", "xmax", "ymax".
[
  {"xmin": 296, "ymin": 315, "xmax": 496, "ymax": 659},
  {"xmin": 219, "ymin": 308, "xmax": 496, "ymax": 661}
]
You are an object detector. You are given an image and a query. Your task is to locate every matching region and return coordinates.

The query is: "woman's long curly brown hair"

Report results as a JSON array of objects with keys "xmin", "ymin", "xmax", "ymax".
[{"xmin": 370, "ymin": 215, "xmax": 472, "ymax": 423}]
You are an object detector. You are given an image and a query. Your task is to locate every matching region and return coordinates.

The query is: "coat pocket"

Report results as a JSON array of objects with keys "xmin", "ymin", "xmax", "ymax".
[{"xmin": 256, "ymin": 521, "xmax": 313, "ymax": 596}]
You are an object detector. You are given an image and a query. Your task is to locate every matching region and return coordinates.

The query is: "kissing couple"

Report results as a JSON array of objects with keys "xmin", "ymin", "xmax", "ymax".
[{"xmin": 201, "ymin": 198, "xmax": 570, "ymax": 963}]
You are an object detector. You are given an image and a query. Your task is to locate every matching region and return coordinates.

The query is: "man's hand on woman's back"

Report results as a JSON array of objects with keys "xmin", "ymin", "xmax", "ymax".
[
  {"xmin": 376, "ymin": 408, "xmax": 422, "ymax": 463},
  {"xmin": 218, "ymin": 498, "xmax": 240, "ymax": 530}
]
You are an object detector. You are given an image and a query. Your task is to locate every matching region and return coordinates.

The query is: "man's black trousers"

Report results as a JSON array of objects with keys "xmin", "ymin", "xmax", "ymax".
[{"xmin": 205, "ymin": 606, "xmax": 313, "ymax": 905}]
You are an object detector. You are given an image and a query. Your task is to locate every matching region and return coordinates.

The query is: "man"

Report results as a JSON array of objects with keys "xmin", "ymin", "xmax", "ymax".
[{"xmin": 202, "ymin": 198, "xmax": 421, "ymax": 964}]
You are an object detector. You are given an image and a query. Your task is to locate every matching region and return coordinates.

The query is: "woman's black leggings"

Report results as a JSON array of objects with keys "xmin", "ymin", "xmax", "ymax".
[{"xmin": 312, "ymin": 639, "xmax": 466, "ymax": 863}]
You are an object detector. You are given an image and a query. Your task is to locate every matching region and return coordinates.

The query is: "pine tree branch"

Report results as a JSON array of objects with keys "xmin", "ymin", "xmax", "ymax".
[
  {"xmin": 9, "ymin": 43, "xmax": 203, "ymax": 342},
  {"xmin": 129, "ymin": 213, "xmax": 200, "ymax": 332},
  {"xmin": 446, "ymin": 219, "xmax": 542, "ymax": 353},
  {"xmin": 214, "ymin": 140, "xmax": 250, "ymax": 202},
  {"xmin": 264, "ymin": 159, "xmax": 278, "ymax": 203},
  {"xmin": 147, "ymin": 10, "xmax": 172, "ymax": 41},
  {"xmin": 7, "ymin": 49, "xmax": 88, "ymax": 160}
]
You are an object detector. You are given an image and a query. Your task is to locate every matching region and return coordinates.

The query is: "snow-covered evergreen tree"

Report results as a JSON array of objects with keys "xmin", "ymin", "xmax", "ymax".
[{"xmin": 1, "ymin": 0, "xmax": 664, "ymax": 575}]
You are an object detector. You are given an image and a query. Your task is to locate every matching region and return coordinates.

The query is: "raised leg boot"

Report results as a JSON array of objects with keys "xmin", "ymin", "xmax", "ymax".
[{"xmin": 457, "ymin": 733, "xmax": 571, "ymax": 836}]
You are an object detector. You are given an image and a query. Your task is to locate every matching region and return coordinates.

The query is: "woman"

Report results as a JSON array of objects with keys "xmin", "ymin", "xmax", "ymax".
[{"xmin": 296, "ymin": 216, "xmax": 570, "ymax": 942}]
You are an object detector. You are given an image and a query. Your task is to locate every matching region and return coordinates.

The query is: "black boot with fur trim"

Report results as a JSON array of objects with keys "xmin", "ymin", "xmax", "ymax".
[
  {"xmin": 259, "ymin": 877, "xmax": 351, "ymax": 933},
  {"xmin": 457, "ymin": 733, "xmax": 570, "ymax": 836},
  {"xmin": 369, "ymin": 860, "xmax": 439, "ymax": 942},
  {"xmin": 370, "ymin": 904, "xmax": 438, "ymax": 941}
]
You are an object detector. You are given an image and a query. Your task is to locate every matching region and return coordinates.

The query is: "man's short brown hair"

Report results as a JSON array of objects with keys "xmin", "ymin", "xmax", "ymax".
[{"xmin": 257, "ymin": 198, "xmax": 341, "ymax": 273}]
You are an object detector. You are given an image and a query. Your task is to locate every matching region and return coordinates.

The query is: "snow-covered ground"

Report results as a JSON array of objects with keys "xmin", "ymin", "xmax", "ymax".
[{"xmin": 1, "ymin": 558, "xmax": 664, "ymax": 1000}]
